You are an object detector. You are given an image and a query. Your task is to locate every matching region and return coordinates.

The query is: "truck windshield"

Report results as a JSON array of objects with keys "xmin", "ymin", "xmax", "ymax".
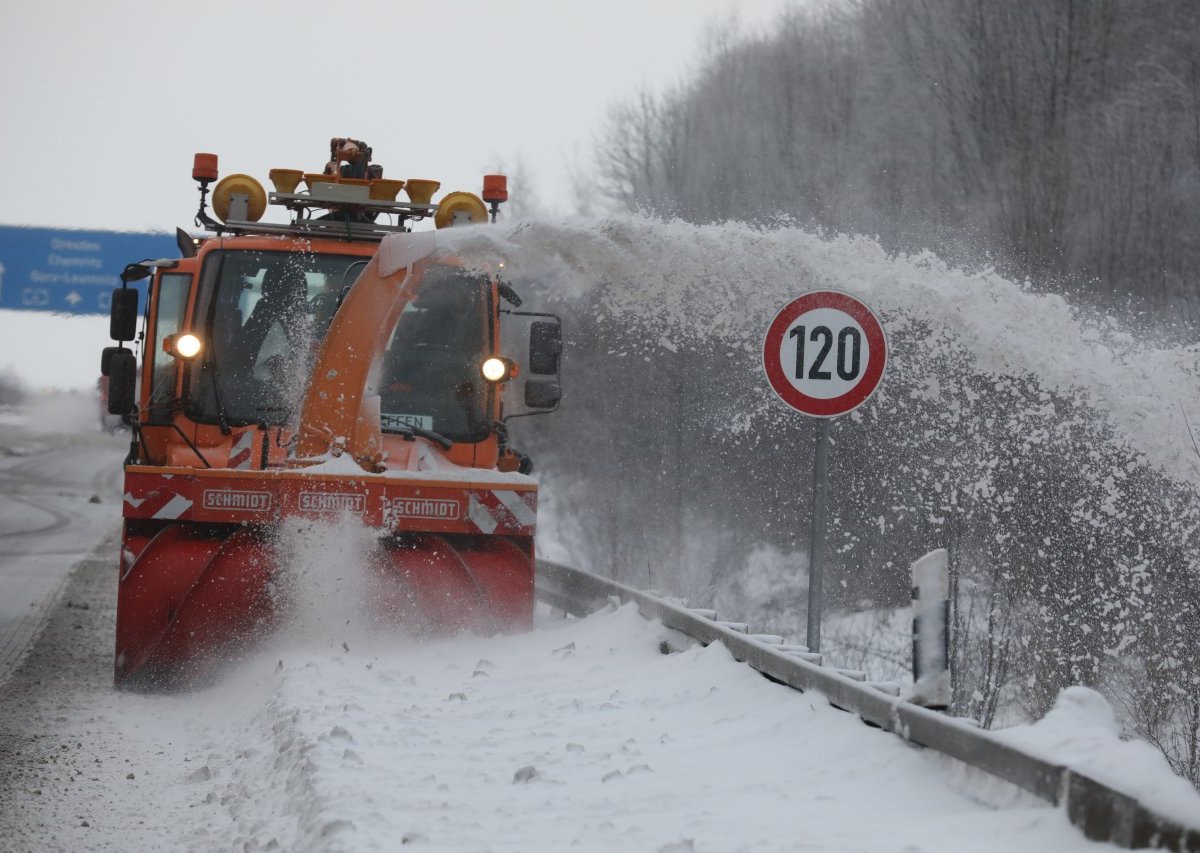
[
  {"xmin": 186, "ymin": 250, "xmax": 365, "ymax": 426},
  {"xmin": 185, "ymin": 250, "xmax": 492, "ymax": 442},
  {"xmin": 376, "ymin": 266, "xmax": 492, "ymax": 443}
]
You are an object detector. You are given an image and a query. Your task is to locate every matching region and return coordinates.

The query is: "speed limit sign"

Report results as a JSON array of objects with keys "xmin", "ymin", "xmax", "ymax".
[
  {"xmin": 762, "ymin": 290, "xmax": 887, "ymax": 418},
  {"xmin": 763, "ymin": 290, "xmax": 888, "ymax": 654}
]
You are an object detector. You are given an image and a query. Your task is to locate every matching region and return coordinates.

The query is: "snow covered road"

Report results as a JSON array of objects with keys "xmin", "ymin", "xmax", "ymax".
[
  {"xmin": 0, "ymin": 394, "xmax": 123, "ymax": 679},
  {"xmin": 0, "ymin": 539, "xmax": 1107, "ymax": 852}
]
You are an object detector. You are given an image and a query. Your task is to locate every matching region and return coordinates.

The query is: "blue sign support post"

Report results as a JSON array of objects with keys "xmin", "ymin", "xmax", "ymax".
[{"xmin": 0, "ymin": 226, "xmax": 179, "ymax": 316}]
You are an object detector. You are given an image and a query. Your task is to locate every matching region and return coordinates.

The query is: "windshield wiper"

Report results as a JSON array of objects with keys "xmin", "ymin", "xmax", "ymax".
[
  {"xmin": 204, "ymin": 359, "xmax": 233, "ymax": 435},
  {"xmin": 393, "ymin": 423, "xmax": 454, "ymax": 450}
]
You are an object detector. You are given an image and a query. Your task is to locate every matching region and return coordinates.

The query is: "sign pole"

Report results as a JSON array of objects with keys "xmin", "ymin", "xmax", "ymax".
[{"xmin": 807, "ymin": 417, "xmax": 831, "ymax": 653}]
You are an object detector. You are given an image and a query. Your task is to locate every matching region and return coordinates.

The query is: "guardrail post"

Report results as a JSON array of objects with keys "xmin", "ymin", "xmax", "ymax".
[{"xmin": 911, "ymin": 548, "xmax": 950, "ymax": 710}]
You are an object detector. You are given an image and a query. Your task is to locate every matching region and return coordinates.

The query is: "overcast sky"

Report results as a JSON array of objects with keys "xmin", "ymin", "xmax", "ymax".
[
  {"xmin": 0, "ymin": 0, "xmax": 788, "ymax": 390},
  {"xmin": 1, "ymin": 0, "xmax": 788, "ymax": 231}
]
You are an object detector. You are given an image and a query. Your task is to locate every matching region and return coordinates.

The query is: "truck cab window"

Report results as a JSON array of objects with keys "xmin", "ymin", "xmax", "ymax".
[
  {"xmin": 377, "ymin": 268, "xmax": 492, "ymax": 443},
  {"xmin": 145, "ymin": 273, "xmax": 192, "ymax": 423}
]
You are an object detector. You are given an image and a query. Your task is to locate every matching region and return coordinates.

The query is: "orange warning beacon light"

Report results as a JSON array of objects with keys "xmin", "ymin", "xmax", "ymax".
[
  {"xmin": 482, "ymin": 174, "xmax": 508, "ymax": 222},
  {"xmin": 193, "ymin": 153, "xmax": 219, "ymax": 184},
  {"xmin": 192, "ymin": 153, "xmax": 221, "ymax": 229}
]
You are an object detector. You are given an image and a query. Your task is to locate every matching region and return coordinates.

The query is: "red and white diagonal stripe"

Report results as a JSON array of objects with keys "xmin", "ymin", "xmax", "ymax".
[
  {"xmin": 467, "ymin": 489, "xmax": 537, "ymax": 534},
  {"xmin": 124, "ymin": 478, "xmax": 193, "ymax": 520},
  {"xmin": 227, "ymin": 431, "xmax": 255, "ymax": 470}
]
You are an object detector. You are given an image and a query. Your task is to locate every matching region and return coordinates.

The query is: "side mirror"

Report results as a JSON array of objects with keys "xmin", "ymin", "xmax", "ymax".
[
  {"xmin": 498, "ymin": 282, "xmax": 522, "ymax": 306},
  {"xmin": 524, "ymin": 379, "xmax": 561, "ymax": 410},
  {"xmin": 120, "ymin": 262, "xmax": 153, "ymax": 283},
  {"xmin": 528, "ymin": 321, "xmax": 562, "ymax": 375},
  {"xmin": 109, "ymin": 288, "xmax": 139, "ymax": 341},
  {"xmin": 100, "ymin": 345, "xmax": 131, "ymax": 377},
  {"xmin": 107, "ymin": 350, "xmax": 138, "ymax": 415}
]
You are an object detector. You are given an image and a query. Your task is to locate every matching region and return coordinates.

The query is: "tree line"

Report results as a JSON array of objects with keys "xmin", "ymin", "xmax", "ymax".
[{"xmin": 595, "ymin": 0, "xmax": 1200, "ymax": 329}]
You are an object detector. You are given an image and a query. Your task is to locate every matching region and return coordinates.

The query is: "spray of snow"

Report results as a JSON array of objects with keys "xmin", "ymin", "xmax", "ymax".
[
  {"xmin": 445, "ymin": 216, "xmax": 1200, "ymax": 783},
  {"xmin": 268, "ymin": 517, "xmax": 382, "ymax": 652},
  {"xmin": 444, "ymin": 216, "xmax": 1200, "ymax": 484}
]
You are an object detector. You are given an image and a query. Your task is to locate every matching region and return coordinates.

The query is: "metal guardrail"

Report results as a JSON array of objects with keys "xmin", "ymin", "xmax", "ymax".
[{"xmin": 535, "ymin": 559, "xmax": 1200, "ymax": 851}]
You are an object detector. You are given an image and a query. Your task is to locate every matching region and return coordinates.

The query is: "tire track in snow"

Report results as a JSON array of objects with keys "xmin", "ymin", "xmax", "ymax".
[
  {"xmin": 0, "ymin": 494, "xmax": 72, "ymax": 539},
  {"xmin": 0, "ymin": 411, "xmax": 124, "ymax": 680}
]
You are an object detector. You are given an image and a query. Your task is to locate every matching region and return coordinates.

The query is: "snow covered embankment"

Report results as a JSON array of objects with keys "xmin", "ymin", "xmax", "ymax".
[
  {"xmin": 142, "ymin": 607, "xmax": 1115, "ymax": 852},
  {"xmin": 1, "ymin": 538, "xmax": 1107, "ymax": 853}
]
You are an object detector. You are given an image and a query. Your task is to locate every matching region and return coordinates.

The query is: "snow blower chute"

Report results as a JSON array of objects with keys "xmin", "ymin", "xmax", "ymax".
[{"xmin": 102, "ymin": 139, "xmax": 562, "ymax": 689}]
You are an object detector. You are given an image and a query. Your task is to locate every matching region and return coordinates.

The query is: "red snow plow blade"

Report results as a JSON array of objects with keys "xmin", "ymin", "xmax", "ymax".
[
  {"xmin": 115, "ymin": 469, "xmax": 536, "ymax": 691},
  {"xmin": 115, "ymin": 523, "xmax": 276, "ymax": 690}
]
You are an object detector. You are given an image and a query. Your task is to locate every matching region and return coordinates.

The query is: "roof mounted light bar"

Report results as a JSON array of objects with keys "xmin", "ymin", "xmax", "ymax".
[{"xmin": 269, "ymin": 191, "xmax": 437, "ymax": 220}]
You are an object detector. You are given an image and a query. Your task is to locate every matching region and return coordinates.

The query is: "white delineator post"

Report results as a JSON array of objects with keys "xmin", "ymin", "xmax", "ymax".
[{"xmin": 910, "ymin": 548, "xmax": 951, "ymax": 710}]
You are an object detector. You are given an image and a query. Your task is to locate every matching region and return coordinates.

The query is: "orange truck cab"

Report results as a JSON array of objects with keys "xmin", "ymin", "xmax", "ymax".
[{"xmin": 100, "ymin": 139, "xmax": 562, "ymax": 689}]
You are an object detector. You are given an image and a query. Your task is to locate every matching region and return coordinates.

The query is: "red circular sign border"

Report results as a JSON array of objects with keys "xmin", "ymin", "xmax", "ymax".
[{"xmin": 762, "ymin": 290, "xmax": 888, "ymax": 417}]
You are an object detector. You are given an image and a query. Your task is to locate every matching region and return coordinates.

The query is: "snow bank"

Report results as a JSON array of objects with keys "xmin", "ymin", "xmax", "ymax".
[
  {"xmin": 994, "ymin": 687, "xmax": 1200, "ymax": 827},
  {"xmin": 173, "ymin": 604, "xmax": 1099, "ymax": 852}
]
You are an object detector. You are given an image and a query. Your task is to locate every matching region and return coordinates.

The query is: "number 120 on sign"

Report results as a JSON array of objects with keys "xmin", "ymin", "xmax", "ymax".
[{"xmin": 762, "ymin": 290, "xmax": 888, "ymax": 418}]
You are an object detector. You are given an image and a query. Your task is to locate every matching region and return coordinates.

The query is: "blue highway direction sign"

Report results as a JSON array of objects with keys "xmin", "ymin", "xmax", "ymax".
[{"xmin": 0, "ymin": 226, "xmax": 178, "ymax": 316}]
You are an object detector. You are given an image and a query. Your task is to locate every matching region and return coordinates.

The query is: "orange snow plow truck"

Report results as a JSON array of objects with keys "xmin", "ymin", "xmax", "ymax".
[{"xmin": 101, "ymin": 139, "xmax": 561, "ymax": 690}]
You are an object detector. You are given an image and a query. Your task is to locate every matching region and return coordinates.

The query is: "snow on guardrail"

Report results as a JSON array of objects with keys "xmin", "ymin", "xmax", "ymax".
[{"xmin": 535, "ymin": 559, "xmax": 1200, "ymax": 851}]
